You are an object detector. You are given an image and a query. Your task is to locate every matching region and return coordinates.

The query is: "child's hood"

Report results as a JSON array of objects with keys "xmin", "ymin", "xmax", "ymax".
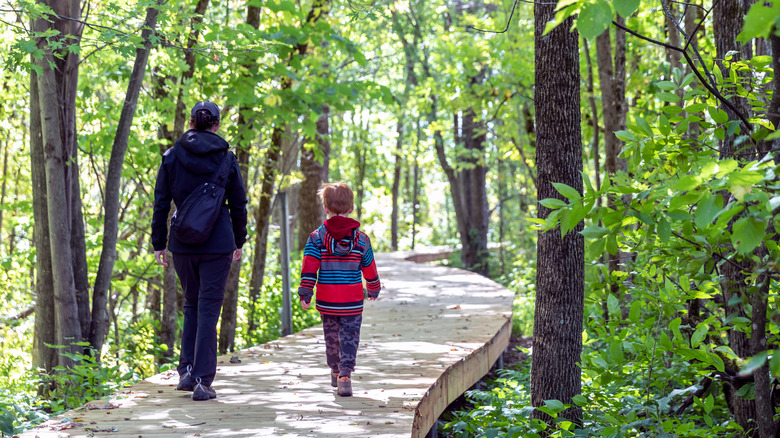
[
  {"xmin": 322, "ymin": 216, "xmax": 361, "ymax": 257},
  {"xmin": 324, "ymin": 216, "xmax": 360, "ymax": 240}
]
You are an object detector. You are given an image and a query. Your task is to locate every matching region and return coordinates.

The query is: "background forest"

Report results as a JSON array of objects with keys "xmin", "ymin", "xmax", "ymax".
[{"xmin": 0, "ymin": 0, "xmax": 779, "ymax": 436}]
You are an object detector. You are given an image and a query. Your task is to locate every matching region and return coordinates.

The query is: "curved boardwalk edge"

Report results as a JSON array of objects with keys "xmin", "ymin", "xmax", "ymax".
[
  {"xmin": 412, "ymin": 316, "xmax": 511, "ymax": 437},
  {"xmin": 19, "ymin": 251, "xmax": 514, "ymax": 437}
]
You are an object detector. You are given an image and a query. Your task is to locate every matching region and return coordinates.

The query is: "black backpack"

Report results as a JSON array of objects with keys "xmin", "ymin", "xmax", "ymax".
[{"xmin": 170, "ymin": 152, "xmax": 232, "ymax": 245}]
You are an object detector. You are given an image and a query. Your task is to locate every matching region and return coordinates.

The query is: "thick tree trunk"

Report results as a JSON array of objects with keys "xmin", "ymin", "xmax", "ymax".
[
  {"xmin": 714, "ymin": 0, "xmax": 752, "ymax": 159},
  {"xmin": 530, "ymin": 1, "xmax": 584, "ymax": 429},
  {"xmin": 457, "ymin": 109, "xmax": 489, "ymax": 275},
  {"xmin": 297, "ymin": 104, "xmax": 330, "ymax": 251},
  {"xmin": 35, "ymin": 12, "xmax": 82, "ymax": 365},
  {"xmin": 89, "ymin": 0, "xmax": 163, "ymax": 358},
  {"xmin": 714, "ymin": 1, "xmax": 761, "ymax": 433},
  {"xmin": 30, "ymin": 69, "xmax": 57, "ymax": 373}
]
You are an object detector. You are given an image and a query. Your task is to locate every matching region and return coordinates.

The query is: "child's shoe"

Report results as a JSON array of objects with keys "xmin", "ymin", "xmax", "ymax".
[
  {"xmin": 337, "ymin": 376, "xmax": 352, "ymax": 397},
  {"xmin": 331, "ymin": 371, "xmax": 339, "ymax": 388}
]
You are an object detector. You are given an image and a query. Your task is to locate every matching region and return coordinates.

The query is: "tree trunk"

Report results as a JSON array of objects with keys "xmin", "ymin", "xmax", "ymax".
[
  {"xmin": 391, "ymin": 120, "xmax": 402, "ymax": 251},
  {"xmin": 411, "ymin": 118, "xmax": 421, "ymax": 250},
  {"xmin": 89, "ymin": 0, "xmax": 163, "ymax": 358},
  {"xmin": 714, "ymin": 0, "xmax": 760, "ymax": 433},
  {"xmin": 219, "ymin": 0, "xmax": 255, "ymax": 356},
  {"xmin": 297, "ymin": 104, "xmax": 330, "ymax": 251},
  {"xmin": 596, "ymin": 19, "xmax": 627, "ymax": 300},
  {"xmin": 247, "ymin": 0, "xmax": 329, "ymax": 338},
  {"xmin": 530, "ymin": 1, "xmax": 584, "ymax": 429},
  {"xmin": 30, "ymin": 68, "xmax": 57, "ymax": 373},
  {"xmin": 34, "ymin": 16, "xmax": 82, "ymax": 366}
]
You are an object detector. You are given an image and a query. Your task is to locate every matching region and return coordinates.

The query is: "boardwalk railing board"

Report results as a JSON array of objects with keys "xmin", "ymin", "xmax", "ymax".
[{"xmin": 20, "ymin": 252, "xmax": 514, "ymax": 437}]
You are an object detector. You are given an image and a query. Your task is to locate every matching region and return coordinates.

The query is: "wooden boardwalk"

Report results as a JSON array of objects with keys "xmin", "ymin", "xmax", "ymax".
[{"xmin": 21, "ymin": 252, "xmax": 514, "ymax": 437}]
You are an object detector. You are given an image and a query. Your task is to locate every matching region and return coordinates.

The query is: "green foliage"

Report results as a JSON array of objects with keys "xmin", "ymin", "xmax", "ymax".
[{"xmin": 40, "ymin": 347, "xmax": 137, "ymax": 412}]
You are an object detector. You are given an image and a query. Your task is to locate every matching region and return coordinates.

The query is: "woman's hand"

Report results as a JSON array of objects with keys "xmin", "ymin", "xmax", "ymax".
[
  {"xmin": 155, "ymin": 250, "xmax": 168, "ymax": 267},
  {"xmin": 233, "ymin": 248, "xmax": 242, "ymax": 261}
]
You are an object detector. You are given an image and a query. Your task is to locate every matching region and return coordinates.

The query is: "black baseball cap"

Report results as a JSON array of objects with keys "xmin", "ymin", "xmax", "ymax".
[{"xmin": 191, "ymin": 101, "xmax": 220, "ymax": 119}]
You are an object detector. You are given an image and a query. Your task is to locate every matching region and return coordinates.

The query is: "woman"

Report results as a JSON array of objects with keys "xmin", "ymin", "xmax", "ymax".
[{"xmin": 151, "ymin": 101, "xmax": 248, "ymax": 401}]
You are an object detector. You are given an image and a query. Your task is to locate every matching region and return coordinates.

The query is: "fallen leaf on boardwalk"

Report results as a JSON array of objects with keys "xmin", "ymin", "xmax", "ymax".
[
  {"xmin": 86, "ymin": 427, "xmax": 118, "ymax": 433},
  {"xmin": 450, "ymin": 348, "xmax": 457, "ymax": 351},
  {"xmin": 385, "ymin": 421, "xmax": 394, "ymax": 424},
  {"xmin": 87, "ymin": 402, "xmax": 119, "ymax": 410},
  {"xmin": 49, "ymin": 421, "xmax": 78, "ymax": 431},
  {"xmin": 230, "ymin": 356, "xmax": 241, "ymax": 363},
  {"xmin": 449, "ymin": 305, "xmax": 461, "ymax": 309}
]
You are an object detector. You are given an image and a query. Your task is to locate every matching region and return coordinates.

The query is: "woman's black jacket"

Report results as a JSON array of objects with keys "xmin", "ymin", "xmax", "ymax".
[{"xmin": 152, "ymin": 129, "xmax": 248, "ymax": 254}]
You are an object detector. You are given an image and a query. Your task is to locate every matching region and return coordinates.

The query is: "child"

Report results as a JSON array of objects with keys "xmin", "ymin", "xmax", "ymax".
[{"xmin": 298, "ymin": 182, "xmax": 381, "ymax": 396}]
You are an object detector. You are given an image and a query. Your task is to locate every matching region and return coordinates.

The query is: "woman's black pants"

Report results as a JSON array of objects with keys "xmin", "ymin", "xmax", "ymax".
[{"xmin": 173, "ymin": 252, "xmax": 232, "ymax": 387}]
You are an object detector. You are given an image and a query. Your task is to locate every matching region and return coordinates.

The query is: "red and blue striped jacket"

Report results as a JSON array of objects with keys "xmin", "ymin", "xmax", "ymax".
[{"xmin": 297, "ymin": 224, "xmax": 381, "ymax": 316}]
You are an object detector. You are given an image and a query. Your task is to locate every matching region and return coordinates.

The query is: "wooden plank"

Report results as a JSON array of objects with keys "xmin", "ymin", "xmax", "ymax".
[{"xmin": 20, "ymin": 253, "xmax": 514, "ymax": 438}]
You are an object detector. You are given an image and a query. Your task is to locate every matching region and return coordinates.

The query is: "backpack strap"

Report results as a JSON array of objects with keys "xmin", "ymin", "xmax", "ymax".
[{"xmin": 209, "ymin": 152, "xmax": 233, "ymax": 188}]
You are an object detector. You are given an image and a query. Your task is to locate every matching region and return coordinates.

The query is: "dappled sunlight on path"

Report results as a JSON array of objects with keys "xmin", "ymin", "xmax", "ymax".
[{"xmin": 21, "ymin": 251, "xmax": 513, "ymax": 437}]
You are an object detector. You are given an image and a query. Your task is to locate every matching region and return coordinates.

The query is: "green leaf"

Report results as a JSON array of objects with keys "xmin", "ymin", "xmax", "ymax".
[
  {"xmin": 629, "ymin": 300, "xmax": 641, "ymax": 322},
  {"xmin": 676, "ymin": 174, "xmax": 702, "ymax": 191},
  {"xmin": 612, "ymin": 0, "xmax": 640, "ymax": 17},
  {"xmin": 552, "ymin": 182, "xmax": 581, "ymax": 200},
  {"xmin": 577, "ymin": 0, "xmax": 614, "ymax": 39},
  {"xmin": 657, "ymin": 91, "xmax": 680, "ymax": 103},
  {"xmin": 540, "ymin": 198, "xmax": 568, "ymax": 209},
  {"xmin": 727, "ymin": 170, "xmax": 764, "ymax": 187},
  {"xmin": 737, "ymin": 1, "xmax": 780, "ymax": 41},
  {"xmin": 669, "ymin": 317, "xmax": 682, "ymax": 340},
  {"xmin": 657, "ymin": 217, "xmax": 671, "ymax": 243},
  {"xmin": 544, "ymin": 399, "xmax": 566, "ymax": 412},
  {"xmin": 738, "ymin": 351, "xmax": 768, "ymax": 377},
  {"xmin": 609, "ymin": 340, "xmax": 625, "ymax": 363},
  {"xmin": 571, "ymin": 394, "xmax": 588, "ymax": 406},
  {"xmin": 615, "ymin": 130, "xmax": 636, "ymax": 141},
  {"xmin": 708, "ymin": 106, "xmax": 729, "ymax": 124},
  {"xmin": 731, "ymin": 216, "xmax": 765, "ymax": 254},
  {"xmin": 694, "ymin": 193, "xmax": 723, "ymax": 229},
  {"xmin": 580, "ymin": 225, "xmax": 609, "ymax": 238},
  {"xmin": 690, "ymin": 322, "xmax": 708, "ymax": 348},
  {"xmin": 607, "ymin": 293, "xmax": 620, "ymax": 316},
  {"xmin": 770, "ymin": 351, "xmax": 780, "ymax": 378}
]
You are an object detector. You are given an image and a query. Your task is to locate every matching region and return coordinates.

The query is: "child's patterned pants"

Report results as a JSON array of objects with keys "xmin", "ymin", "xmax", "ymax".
[{"xmin": 321, "ymin": 313, "xmax": 362, "ymax": 377}]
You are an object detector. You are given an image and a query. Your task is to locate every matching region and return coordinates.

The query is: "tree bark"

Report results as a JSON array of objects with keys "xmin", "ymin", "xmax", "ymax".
[
  {"xmin": 596, "ymin": 19, "xmax": 627, "ymax": 300},
  {"xmin": 219, "ymin": 0, "xmax": 255, "ymax": 356},
  {"xmin": 530, "ymin": 1, "xmax": 584, "ymax": 429},
  {"xmin": 30, "ymin": 68, "xmax": 57, "ymax": 373},
  {"xmin": 89, "ymin": 0, "xmax": 164, "ymax": 358},
  {"xmin": 391, "ymin": 120, "xmax": 403, "ymax": 251},
  {"xmin": 296, "ymin": 104, "xmax": 330, "ymax": 251},
  {"xmin": 34, "ymin": 5, "xmax": 83, "ymax": 365}
]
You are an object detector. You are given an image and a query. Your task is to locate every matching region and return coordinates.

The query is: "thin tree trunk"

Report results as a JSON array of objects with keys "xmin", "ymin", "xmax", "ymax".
[
  {"xmin": 89, "ymin": 0, "xmax": 163, "ymax": 358},
  {"xmin": 247, "ymin": 0, "xmax": 329, "ymax": 337},
  {"xmin": 220, "ymin": 1, "xmax": 257, "ymax": 355},
  {"xmin": 411, "ymin": 118, "xmax": 421, "ymax": 249},
  {"xmin": 530, "ymin": 0, "xmax": 584, "ymax": 429},
  {"xmin": 30, "ymin": 68, "xmax": 57, "ymax": 373},
  {"xmin": 391, "ymin": 120, "xmax": 402, "ymax": 251},
  {"xmin": 0, "ymin": 136, "xmax": 7, "ymax": 241}
]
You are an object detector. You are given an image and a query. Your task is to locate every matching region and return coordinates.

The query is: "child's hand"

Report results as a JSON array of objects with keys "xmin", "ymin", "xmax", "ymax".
[{"xmin": 301, "ymin": 299, "xmax": 310, "ymax": 310}]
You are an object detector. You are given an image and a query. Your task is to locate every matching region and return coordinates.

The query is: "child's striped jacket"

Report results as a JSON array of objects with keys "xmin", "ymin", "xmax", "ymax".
[{"xmin": 298, "ymin": 224, "xmax": 381, "ymax": 316}]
